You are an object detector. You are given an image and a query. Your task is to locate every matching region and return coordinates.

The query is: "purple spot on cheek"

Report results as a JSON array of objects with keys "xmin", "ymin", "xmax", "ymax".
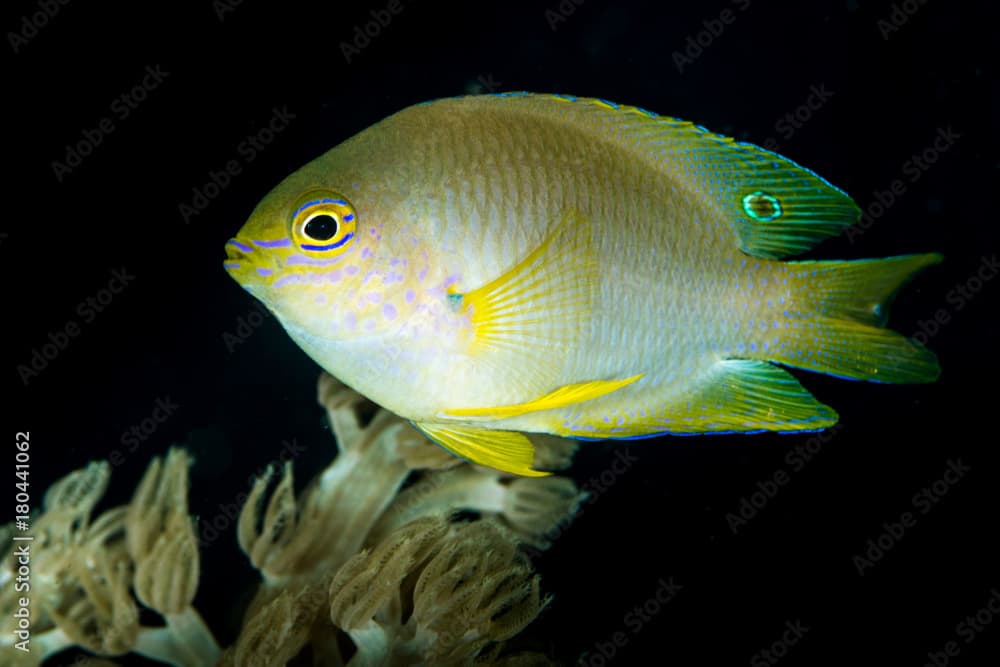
[
  {"xmin": 343, "ymin": 312, "xmax": 357, "ymax": 329},
  {"xmin": 314, "ymin": 294, "xmax": 327, "ymax": 304},
  {"xmin": 346, "ymin": 266, "xmax": 359, "ymax": 275},
  {"xmin": 405, "ymin": 289, "xmax": 415, "ymax": 303},
  {"xmin": 364, "ymin": 319, "xmax": 376, "ymax": 331},
  {"xmin": 256, "ymin": 267, "xmax": 273, "ymax": 277},
  {"xmin": 417, "ymin": 267, "xmax": 428, "ymax": 282},
  {"xmin": 274, "ymin": 275, "xmax": 304, "ymax": 288},
  {"xmin": 327, "ymin": 269, "xmax": 343, "ymax": 283},
  {"xmin": 366, "ymin": 291, "xmax": 382, "ymax": 303},
  {"xmin": 361, "ymin": 247, "xmax": 374, "ymax": 259},
  {"xmin": 383, "ymin": 303, "xmax": 397, "ymax": 320}
]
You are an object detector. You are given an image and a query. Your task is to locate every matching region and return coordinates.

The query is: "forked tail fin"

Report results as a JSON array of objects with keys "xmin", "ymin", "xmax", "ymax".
[{"xmin": 771, "ymin": 254, "xmax": 942, "ymax": 383}]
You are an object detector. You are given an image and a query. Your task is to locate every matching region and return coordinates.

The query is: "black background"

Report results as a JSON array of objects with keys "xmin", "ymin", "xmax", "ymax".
[{"xmin": 5, "ymin": 0, "xmax": 996, "ymax": 665}]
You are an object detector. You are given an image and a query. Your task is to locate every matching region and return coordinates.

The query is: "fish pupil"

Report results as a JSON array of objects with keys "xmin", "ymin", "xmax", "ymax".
[{"xmin": 305, "ymin": 214, "xmax": 338, "ymax": 240}]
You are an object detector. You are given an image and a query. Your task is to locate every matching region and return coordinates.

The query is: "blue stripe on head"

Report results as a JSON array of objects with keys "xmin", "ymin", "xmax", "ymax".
[
  {"xmin": 253, "ymin": 238, "xmax": 293, "ymax": 248},
  {"xmin": 295, "ymin": 198, "xmax": 348, "ymax": 218},
  {"xmin": 226, "ymin": 239, "xmax": 253, "ymax": 253},
  {"xmin": 294, "ymin": 200, "xmax": 322, "ymax": 217},
  {"xmin": 301, "ymin": 231, "xmax": 354, "ymax": 252}
]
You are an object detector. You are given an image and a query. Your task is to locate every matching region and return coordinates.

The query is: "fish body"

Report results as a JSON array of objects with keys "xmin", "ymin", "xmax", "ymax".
[{"xmin": 225, "ymin": 93, "xmax": 940, "ymax": 476}]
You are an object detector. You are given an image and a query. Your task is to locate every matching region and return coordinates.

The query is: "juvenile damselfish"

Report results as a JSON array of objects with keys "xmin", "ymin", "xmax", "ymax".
[{"xmin": 225, "ymin": 93, "xmax": 940, "ymax": 476}]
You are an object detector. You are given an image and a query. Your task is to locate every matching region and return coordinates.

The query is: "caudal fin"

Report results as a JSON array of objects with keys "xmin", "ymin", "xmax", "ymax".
[{"xmin": 773, "ymin": 254, "xmax": 942, "ymax": 383}]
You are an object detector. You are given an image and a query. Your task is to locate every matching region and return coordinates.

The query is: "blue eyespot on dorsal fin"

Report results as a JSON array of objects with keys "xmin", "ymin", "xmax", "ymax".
[
  {"xmin": 529, "ymin": 93, "xmax": 862, "ymax": 259},
  {"xmin": 436, "ymin": 92, "xmax": 862, "ymax": 259}
]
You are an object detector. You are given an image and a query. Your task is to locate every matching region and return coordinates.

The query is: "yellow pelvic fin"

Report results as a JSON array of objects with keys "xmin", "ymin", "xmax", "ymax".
[
  {"xmin": 410, "ymin": 422, "xmax": 550, "ymax": 478},
  {"xmin": 442, "ymin": 375, "xmax": 644, "ymax": 419},
  {"xmin": 459, "ymin": 209, "xmax": 598, "ymax": 359}
]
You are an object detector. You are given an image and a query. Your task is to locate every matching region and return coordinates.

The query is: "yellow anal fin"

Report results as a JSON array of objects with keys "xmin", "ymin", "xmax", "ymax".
[
  {"xmin": 669, "ymin": 359, "xmax": 839, "ymax": 433},
  {"xmin": 411, "ymin": 422, "xmax": 550, "ymax": 478},
  {"xmin": 555, "ymin": 360, "xmax": 838, "ymax": 438},
  {"xmin": 460, "ymin": 209, "xmax": 597, "ymax": 357},
  {"xmin": 442, "ymin": 375, "xmax": 644, "ymax": 419}
]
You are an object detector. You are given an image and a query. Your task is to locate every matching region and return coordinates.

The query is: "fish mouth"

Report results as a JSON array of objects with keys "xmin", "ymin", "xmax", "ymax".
[{"xmin": 224, "ymin": 238, "xmax": 261, "ymax": 282}]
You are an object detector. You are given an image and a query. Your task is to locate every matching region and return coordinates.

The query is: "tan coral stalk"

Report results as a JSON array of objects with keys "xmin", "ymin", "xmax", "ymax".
[
  {"xmin": 125, "ymin": 448, "xmax": 221, "ymax": 667},
  {"xmin": 328, "ymin": 518, "xmax": 548, "ymax": 665},
  {"xmin": 370, "ymin": 466, "xmax": 585, "ymax": 548},
  {"xmin": 238, "ymin": 376, "xmax": 429, "ymax": 584}
]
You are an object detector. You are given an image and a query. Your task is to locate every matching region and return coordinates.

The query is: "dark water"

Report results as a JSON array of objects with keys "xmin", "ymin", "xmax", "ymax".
[{"xmin": 7, "ymin": 0, "xmax": 995, "ymax": 664}]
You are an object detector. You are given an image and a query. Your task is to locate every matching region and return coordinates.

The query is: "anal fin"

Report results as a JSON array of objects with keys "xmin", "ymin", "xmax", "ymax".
[
  {"xmin": 558, "ymin": 359, "xmax": 838, "ymax": 438},
  {"xmin": 662, "ymin": 359, "xmax": 839, "ymax": 433},
  {"xmin": 411, "ymin": 422, "xmax": 550, "ymax": 478}
]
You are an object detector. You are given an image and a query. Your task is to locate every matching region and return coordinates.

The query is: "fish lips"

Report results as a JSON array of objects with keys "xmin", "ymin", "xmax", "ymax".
[{"xmin": 223, "ymin": 238, "xmax": 276, "ymax": 288}]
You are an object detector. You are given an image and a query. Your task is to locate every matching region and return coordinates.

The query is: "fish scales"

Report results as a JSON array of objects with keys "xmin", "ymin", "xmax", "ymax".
[{"xmin": 225, "ymin": 93, "xmax": 940, "ymax": 476}]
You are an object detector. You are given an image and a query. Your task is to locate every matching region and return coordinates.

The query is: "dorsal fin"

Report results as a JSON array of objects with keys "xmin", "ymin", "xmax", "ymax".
[{"xmin": 479, "ymin": 92, "xmax": 862, "ymax": 259}]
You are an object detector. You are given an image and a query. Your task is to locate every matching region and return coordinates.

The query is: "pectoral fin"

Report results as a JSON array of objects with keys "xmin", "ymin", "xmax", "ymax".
[
  {"xmin": 410, "ymin": 422, "xmax": 550, "ymax": 478},
  {"xmin": 459, "ymin": 209, "xmax": 597, "ymax": 360},
  {"xmin": 442, "ymin": 375, "xmax": 644, "ymax": 419}
]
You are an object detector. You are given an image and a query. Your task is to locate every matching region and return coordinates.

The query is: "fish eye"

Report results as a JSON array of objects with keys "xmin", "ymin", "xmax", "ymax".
[
  {"xmin": 289, "ymin": 191, "xmax": 357, "ymax": 257},
  {"xmin": 304, "ymin": 214, "xmax": 339, "ymax": 241}
]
